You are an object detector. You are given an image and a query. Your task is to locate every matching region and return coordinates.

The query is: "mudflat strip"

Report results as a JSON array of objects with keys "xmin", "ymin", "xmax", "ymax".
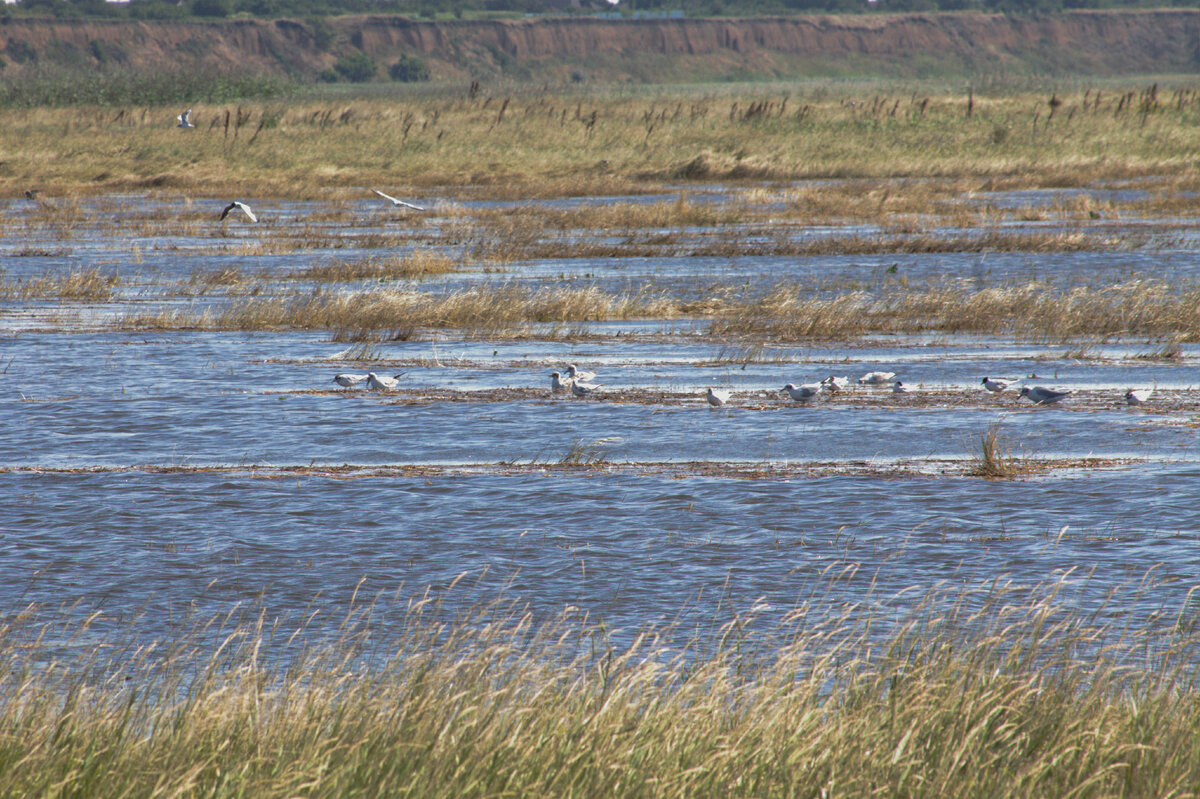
[
  {"xmin": 283, "ymin": 386, "xmax": 1200, "ymax": 415},
  {"xmin": 0, "ymin": 456, "xmax": 1142, "ymax": 480}
]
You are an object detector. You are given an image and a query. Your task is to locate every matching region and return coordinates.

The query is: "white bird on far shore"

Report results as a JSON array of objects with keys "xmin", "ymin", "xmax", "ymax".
[
  {"xmin": 1125, "ymin": 388, "xmax": 1154, "ymax": 405},
  {"xmin": 219, "ymin": 201, "xmax": 257, "ymax": 223},
  {"xmin": 366, "ymin": 372, "xmax": 405, "ymax": 391},
  {"xmin": 782, "ymin": 382, "xmax": 823, "ymax": 401},
  {"xmin": 177, "ymin": 107, "xmax": 194, "ymax": 128},
  {"xmin": 372, "ymin": 189, "xmax": 426, "ymax": 211},
  {"xmin": 1019, "ymin": 386, "xmax": 1072, "ymax": 405},
  {"xmin": 859, "ymin": 371, "xmax": 897, "ymax": 385},
  {"xmin": 706, "ymin": 387, "xmax": 731, "ymax": 407},
  {"xmin": 333, "ymin": 373, "xmax": 368, "ymax": 388}
]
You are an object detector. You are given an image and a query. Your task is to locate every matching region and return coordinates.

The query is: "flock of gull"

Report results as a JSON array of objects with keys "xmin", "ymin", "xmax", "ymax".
[
  {"xmin": 178, "ymin": 104, "xmax": 1158, "ymax": 412},
  {"xmin": 331, "ymin": 367, "xmax": 1156, "ymax": 407}
]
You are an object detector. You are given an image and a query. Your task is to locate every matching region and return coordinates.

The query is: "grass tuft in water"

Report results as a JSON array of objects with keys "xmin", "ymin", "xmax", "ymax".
[
  {"xmin": 558, "ymin": 436, "xmax": 618, "ymax": 465},
  {"xmin": 298, "ymin": 249, "xmax": 459, "ymax": 282},
  {"xmin": 969, "ymin": 418, "xmax": 1029, "ymax": 478}
]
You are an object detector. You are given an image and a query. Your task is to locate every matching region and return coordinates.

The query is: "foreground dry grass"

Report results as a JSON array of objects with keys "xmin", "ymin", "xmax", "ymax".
[
  {"xmin": 3, "ymin": 579, "xmax": 1200, "ymax": 798},
  {"xmin": 6, "ymin": 84, "xmax": 1200, "ymax": 199}
]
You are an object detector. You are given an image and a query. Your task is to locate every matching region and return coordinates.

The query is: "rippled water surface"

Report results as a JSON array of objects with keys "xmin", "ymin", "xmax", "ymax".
[{"xmin": 2, "ymin": 189, "xmax": 1198, "ymax": 653}]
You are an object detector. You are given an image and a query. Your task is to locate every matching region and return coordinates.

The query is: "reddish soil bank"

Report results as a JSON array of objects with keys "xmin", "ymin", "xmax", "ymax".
[{"xmin": 1, "ymin": 10, "xmax": 1197, "ymax": 83}]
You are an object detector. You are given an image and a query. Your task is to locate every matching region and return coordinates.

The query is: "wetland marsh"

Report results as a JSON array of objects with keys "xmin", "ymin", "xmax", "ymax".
[{"xmin": 2, "ymin": 84, "xmax": 1200, "ymax": 796}]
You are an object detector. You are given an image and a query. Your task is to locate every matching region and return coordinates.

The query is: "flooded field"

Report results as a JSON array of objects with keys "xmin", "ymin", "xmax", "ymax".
[{"xmin": 2, "ymin": 182, "xmax": 1197, "ymax": 653}]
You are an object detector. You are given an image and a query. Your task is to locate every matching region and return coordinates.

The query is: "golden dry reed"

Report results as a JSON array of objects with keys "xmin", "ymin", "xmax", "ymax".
[
  {"xmin": 9, "ymin": 85, "xmax": 1200, "ymax": 200},
  {"xmin": 297, "ymin": 249, "xmax": 458, "ymax": 282},
  {"xmin": 2, "ymin": 575, "xmax": 1200, "ymax": 797},
  {"xmin": 124, "ymin": 284, "xmax": 682, "ymax": 338},
  {"xmin": 120, "ymin": 280, "xmax": 1200, "ymax": 340},
  {"xmin": 709, "ymin": 280, "xmax": 1200, "ymax": 340},
  {"xmin": 0, "ymin": 267, "xmax": 119, "ymax": 301},
  {"xmin": 969, "ymin": 418, "xmax": 1028, "ymax": 478}
]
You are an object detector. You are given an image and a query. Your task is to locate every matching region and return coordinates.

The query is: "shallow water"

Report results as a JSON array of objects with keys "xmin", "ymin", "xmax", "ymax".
[{"xmin": 2, "ymin": 188, "xmax": 1199, "ymax": 655}]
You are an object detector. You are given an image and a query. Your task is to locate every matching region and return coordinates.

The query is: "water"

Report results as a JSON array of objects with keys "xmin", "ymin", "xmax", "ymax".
[{"xmin": 2, "ymin": 188, "xmax": 1199, "ymax": 657}]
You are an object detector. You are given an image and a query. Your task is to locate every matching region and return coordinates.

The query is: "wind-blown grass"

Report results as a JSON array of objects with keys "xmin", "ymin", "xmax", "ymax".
[
  {"xmin": 296, "ymin": 249, "xmax": 458, "ymax": 282},
  {"xmin": 116, "ymin": 279, "xmax": 1200, "ymax": 340},
  {"xmin": 710, "ymin": 280, "xmax": 1200, "ymax": 340},
  {"xmin": 968, "ymin": 418, "xmax": 1030, "ymax": 478},
  {"xmin": 3, "ymin": 578, "xmax": 1200, "ymax": 797},
  {"xmin": 123, "ymin": 284, "xmax": 681, "ymax": 337},
  {"xmin": 10, "ymin": 85, "xmax": 1200, "ymax": 198},
  {"xmin": 0, "ymin": 267, "xmax": 119, "ymax": 300}
]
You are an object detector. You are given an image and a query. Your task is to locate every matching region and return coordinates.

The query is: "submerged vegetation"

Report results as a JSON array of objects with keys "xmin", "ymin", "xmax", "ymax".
[{"xmin": 4, "ymin": 579, "xmax": 1200, "ymax": 797}]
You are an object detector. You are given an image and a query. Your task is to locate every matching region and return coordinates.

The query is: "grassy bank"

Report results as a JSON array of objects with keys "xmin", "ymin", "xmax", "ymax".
[
  {"xmin": 2, "ymin": 580, "xmax": 1200, "ymax": 797},
  {"xmin": 6, "ymin": 84, "xmax": 1200, "ymax": 198}
]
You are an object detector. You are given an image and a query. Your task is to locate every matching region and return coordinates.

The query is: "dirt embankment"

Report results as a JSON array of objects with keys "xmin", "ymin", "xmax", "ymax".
[{"xmin": 1, "ymin": 10, "xmax": 1197, "ymax": 83}]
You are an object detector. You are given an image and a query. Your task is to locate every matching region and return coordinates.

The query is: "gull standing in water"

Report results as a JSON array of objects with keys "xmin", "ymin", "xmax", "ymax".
[
  {"xmin": 982, "ymin": 376, "xmax": 1020, "ymax": 393},
  {"xmin": 892, "ymin": 380, "xmax": 910, "ymax": 394},
  {"xmin": 821, "ymin": 375, "xmax": 851, "ymax": 392},
  {"xmin": 176, "ymin": 107, "xmax": 195, "ymax": 128},
  {"xmin": 566, "ymin": 364, "xmax": 596, "ymax": 383},
  {"xmin": 859, "ymin": 371, "xmax": 897, "ymax": 385},
  {"xmin": 550, "ymin": 371, "xmax": 573, "ymax": 392},
  {"xmin": 782, "ymin": 382, "xmax": 823, "ymax": 401},
  {"xmin": 1019, "ymin": 386, "xmax": 1072, "ymax": 405},
  {"xmin": 366, "ymin": 372, "xmax": 405, "ymax": 391},
  {"xmin": 333, "ymin": 373, "xmax": 368, "ymax": 389},
  {"xmin": 706, "ymin": 387, "xmax": 731, "ymax": 407},
  {"xmin": 219, "ymin": 201, "xmax": 257, "ymax": 223},
  {"xmin": 1125, "ymin": 388, "xmax": 1154, "ymax": 405},
  {"xmin": 372, "ymin": 189, "xmax": 426, "ymax": 211},
  {"xmin": 570, "ymin": 380, "xmax": 597, "ymax": 398}
]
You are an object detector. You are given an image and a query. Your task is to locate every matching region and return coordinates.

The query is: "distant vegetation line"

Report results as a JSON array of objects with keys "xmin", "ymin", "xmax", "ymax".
[
  {"xmin": 0, "ymin": 67, "xmax": 296, "ymax": 107},
  {"xmin": 4, "ymin": 0, "xmax": 1200, "ymax": 24}
]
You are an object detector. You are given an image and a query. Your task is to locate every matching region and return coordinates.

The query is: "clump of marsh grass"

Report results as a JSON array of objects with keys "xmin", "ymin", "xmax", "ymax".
[
  {"xmin": 4, "ymin": 577, "xmax": 1200, "ymax": 797},
  {"xmin": 968, "ymin": 418, "xmax": 1027, "ymax": 478},
  {"xmin": 325, "ymin": 342, "xmax": 384, "ymax": 361},
  {"xmin": 297, "ymin": 249, "xmax": 459, "ymax": 282},
  {"xmin": 558, "ymin": 436, "xmax": 618, "ymax": 465},
  {"xmin": 712, "ymin": 280, "xmax": 1200, "ymax": 340},
  {"xmin": 186, "ymin": 266, "xmax": 247, "ymax": 289},
  {"xmin": 0, "ymin": 267, "xmax": 118, "ymax": 300},
  {"xmin": 124, "ymin": 285, "xmax": 680, "ymax": 336},
  {"xmin": 1133, "ymin": 336, "xmax": 1185, "ymax": 360}
]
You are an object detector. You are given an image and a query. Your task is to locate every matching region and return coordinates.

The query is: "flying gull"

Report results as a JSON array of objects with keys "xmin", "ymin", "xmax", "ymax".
[
  {"xmin": 219, "ymin": 201, "xmax": 257, "ymax": 223},
  {"xmin": 372, "ymin": 189, "xmax": 426, "ymax": 211}
]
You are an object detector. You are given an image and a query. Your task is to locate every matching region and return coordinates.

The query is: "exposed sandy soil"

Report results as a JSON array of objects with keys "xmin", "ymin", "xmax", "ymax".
[{"xmin": 2, "ymin": 10, "xmax": 1198, "ymax": 83}]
